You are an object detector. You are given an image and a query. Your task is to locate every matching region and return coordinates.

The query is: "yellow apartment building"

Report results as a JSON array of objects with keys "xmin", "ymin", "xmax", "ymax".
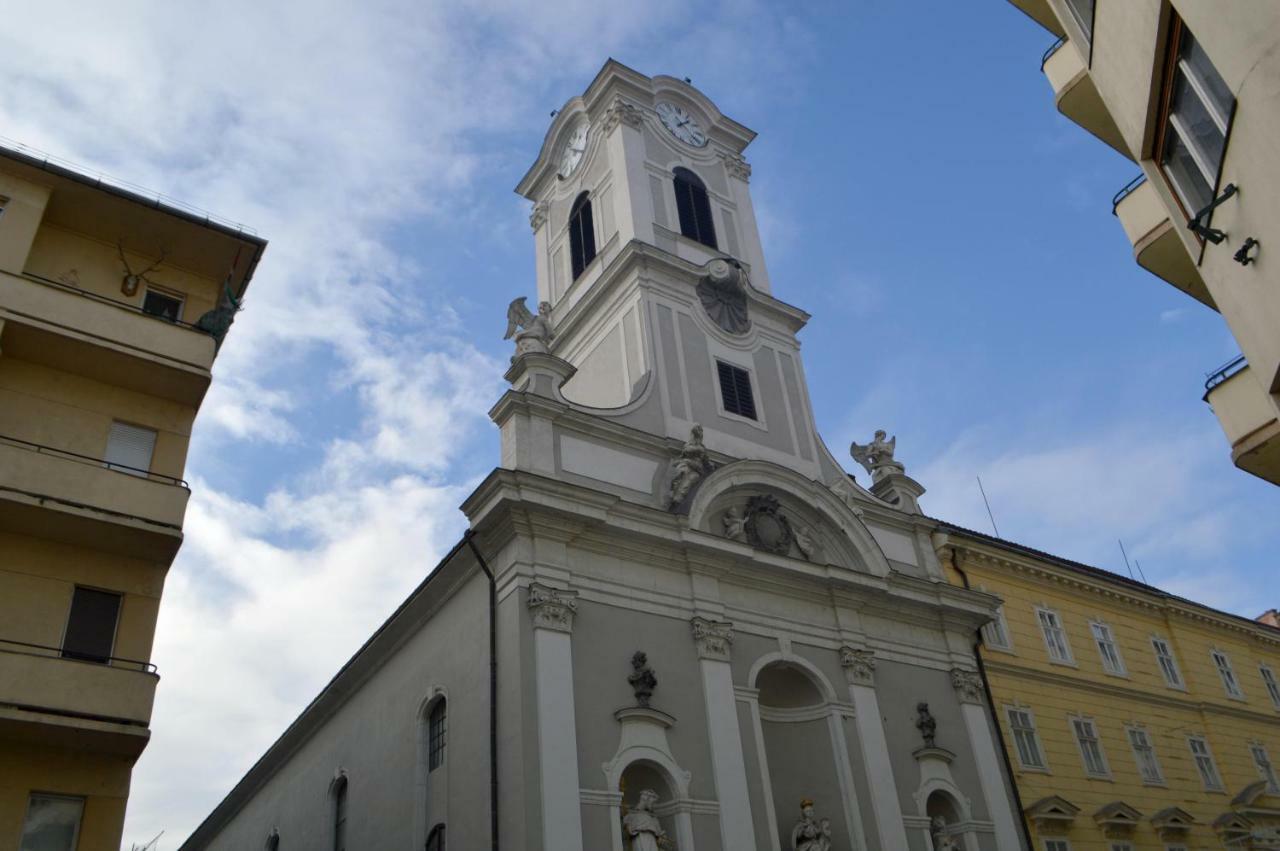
[
  {"xmin": 0, "ymin": 143, "xmax": 265, "ymax": 850},
  {"xmin": 1007, "ymin": 0, "xmax": 1280, "ymax": 485},
  {"xmin": 934, "ymin": 526, "xmax": 1280, "ymax": 850}
]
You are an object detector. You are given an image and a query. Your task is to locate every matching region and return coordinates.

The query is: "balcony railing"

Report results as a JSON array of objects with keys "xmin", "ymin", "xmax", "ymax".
[
  {"xmin": 0, "ymin": 637, "xmax": 156, "ymax": 674},
  {"xmin": 0, "ymin": 432, "xmax": 188, "ymax": 488},
  {"xmin": 1111, "ymin": 173, "xmax": 1148, "ymax": 215},
  {"xmin": 1205, "ymin": 354, "xmax": 1247, "ymax": 393},
  {"xmin": 21, "ymin": 271, "xmax": 210, "ymax": 335},
  {"xmin": 1041, "ymin": 35, "xmax": 1067, "ymax": 70}
]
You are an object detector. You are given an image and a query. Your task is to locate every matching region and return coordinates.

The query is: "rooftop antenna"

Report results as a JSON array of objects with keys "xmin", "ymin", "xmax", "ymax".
[
  {"xmin": 131, "ymin": 831, "xmax": 163, "ymax": 851},
  {"xmin": 976, "ymin": 476, "xmax": 1000, "ymax": 538},
  {"xmin": 1134, "ymin": 558, "xmax": 1149, "ymax": 584},
  {"xmin": 1117, "ymin": 539, "xmax": 1136, "ymax": 581}
]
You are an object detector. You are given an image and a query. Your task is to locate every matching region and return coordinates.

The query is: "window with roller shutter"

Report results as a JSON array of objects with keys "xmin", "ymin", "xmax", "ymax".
[{"xmin": 104, "ymin": 421, "xmax": 156, "ymax": 476}]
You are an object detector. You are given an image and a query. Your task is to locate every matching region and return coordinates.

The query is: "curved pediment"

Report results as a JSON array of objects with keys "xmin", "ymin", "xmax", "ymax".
[{"xmin": 686, "ymin": 459, "xmax": 891, "ymax": 577}]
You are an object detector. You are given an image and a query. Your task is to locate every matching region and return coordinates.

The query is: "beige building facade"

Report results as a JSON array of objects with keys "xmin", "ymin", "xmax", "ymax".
[
  {"xmin": 0, "ymin": 145, "xmax": 265, "ymax": 850},
  {"xmin": 1011, "ymin": 0, "xmax": 1280, "ymax": 484}
]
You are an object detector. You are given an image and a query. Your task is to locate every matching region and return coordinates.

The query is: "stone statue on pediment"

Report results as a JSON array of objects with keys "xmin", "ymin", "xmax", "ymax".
[
  {"xmin": 791, "ymin": 798, "xmax": 832, "ymax": 851},
  {"xmin": 851, "ymin": 429, "xmax": 903, "ymax": 483},
  {"xmin": 668, "ymin": 424, "xmax": 712, "ymax": 508},
  {"xmin": 504, "ymin": 296, "xmax": 554, "ymax": 361}
]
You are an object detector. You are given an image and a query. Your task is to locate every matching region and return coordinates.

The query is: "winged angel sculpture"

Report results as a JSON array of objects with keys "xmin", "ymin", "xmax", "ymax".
[
  {"xmin": 504, "ymin": 296, "xmax": 554, "ymax": 361},
  {"xmin": 850, "ymin": 429, "xmax": 903, "ymax": 483}
]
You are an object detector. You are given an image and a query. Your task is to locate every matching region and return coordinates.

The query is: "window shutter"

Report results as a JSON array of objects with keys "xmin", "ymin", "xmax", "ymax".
[
  {"xmin": 717, "ymin": 361, "xmax": 757, "ymax": 420},
  {"xmin": 105, "ymin": 421, "xmax": 157, "ymax": 476}
]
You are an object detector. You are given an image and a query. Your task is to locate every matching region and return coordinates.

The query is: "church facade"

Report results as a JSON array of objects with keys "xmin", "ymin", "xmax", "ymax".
[{"xmin": 181, "ymin": 61, "xmax": 1024, "ymax": 851}]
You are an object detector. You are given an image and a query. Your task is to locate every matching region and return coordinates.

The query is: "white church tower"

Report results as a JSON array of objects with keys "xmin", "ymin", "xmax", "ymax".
[{"xmin": 182, "ymin": 61, "xmax": 1025, "ymax": 851}]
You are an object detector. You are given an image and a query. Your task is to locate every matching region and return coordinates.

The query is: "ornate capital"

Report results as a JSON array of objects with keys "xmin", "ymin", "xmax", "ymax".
[
  {"xmin": 529, "ymin": 200, "xmax": 550, "ymax": 232},
  {"xmin": 719, "ymin": 151, "xmax": 751, "ymax": 182},
  {"xmin": 527, "ymin": 582, "xmax": 578, "ymax": 633},
  {"xmin": 602, "ymin": 96, "xmax": 643, "ymax": 134},
  {"xmin": 950, "ymin": 668, "xmax": 984, "ymax": 704},
  {"xmin": 691, "ymin": 617, "xmax": 734, "ymax": 661},
  {"xmin": 839, "ymin": 646, "xmax": 876, "ymax": 686}
]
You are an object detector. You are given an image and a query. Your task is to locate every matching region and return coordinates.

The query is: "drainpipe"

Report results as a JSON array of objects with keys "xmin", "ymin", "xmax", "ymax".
[
  {"xmin": 947, "ymin": 540, "xmax": 1034, "ymax": 851},
  {"xmin": 463, "ymin": 529, "xmax": 499, "ymax": 851}
]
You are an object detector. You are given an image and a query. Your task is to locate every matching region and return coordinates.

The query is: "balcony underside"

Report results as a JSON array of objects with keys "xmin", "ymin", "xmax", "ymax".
[
  {"xmin": 1044, "ymin": 45, "xmax": 1131, "ymax": 159},
  {"xmin": 1114, "ymin": 177, "xmax": 1213, "ymax": 308},
  {"xmin": 0, "ymin": 705, "xmax": 150, "ymax": 759},
  {"xmin": 1206, "ymin": 364, "xmax": 1280, "ymax": 485},
  {"xmin": 1009, "ymin": 0, "xmax": 1064, "ymax": 36}
]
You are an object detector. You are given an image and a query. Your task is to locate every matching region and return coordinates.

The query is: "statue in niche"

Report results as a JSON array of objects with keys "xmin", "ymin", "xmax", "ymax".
[
  {"xmin": 722, "ymin": 505, "xmax": 748, "ymax": 541},
  {"xmin": 931, "ymin": 816, "xmax": 960, "ymax": 851},
  {"xmin": 791, "ymin": 798, "xmax": 833, "ymax": 851},
  {"xmin": 916, "ymin": 702, "xmax": 937, "ymax": 748},
  {"xmin": 667, "ymin": 424, "xmax": 712, "ymax": 508},
  {"xmin": 195, "ymin": 280, "xmax": 244, "ymax": 352},
  {"xmin": 622, "ymin": 789, "xmax": 670, "ymax": 851},
  {"xmin": 696, "ymin": 258, "xmax": 750, "ymax": 335},
  {"xmin": 503, "ymin": 296, "xmax": 554, "ymax": 361},
  {"xmin": 850, "ymin": 430, "xmax": 904, "ymax": 483},
  {"xmin": 627, "ymin": 651, "xmax": 657, "ymax": 708}
]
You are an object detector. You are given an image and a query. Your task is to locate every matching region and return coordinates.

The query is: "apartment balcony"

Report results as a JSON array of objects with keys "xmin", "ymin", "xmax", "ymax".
[
  {"xmin": 1008, "ymin": 0, "xmax": 1064, "ymax": 37},
  {"xmin": 0, "ymin": 269, "xmax": 215, "ymax": 406},
  {"xmin": 0, "ymin": 638, "xmax": 155, "ymax": 757},
  {"xmin": 0, "ymin": 434, "xmax": 188, "ymax": 561},
  {"xmin": 1112, "ymin": 175, "xmax": 1214, "ymax": 308},
  {"xmin": 1042, "ymin": 37, "xmax": 1130, "ymax": 159},
  {"xmin": 1205, "ymin": 358, "xmax": 1280, "ymax": 485}
]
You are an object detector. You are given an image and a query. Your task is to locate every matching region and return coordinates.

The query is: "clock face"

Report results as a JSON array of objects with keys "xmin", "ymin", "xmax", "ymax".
[
  {"xmin": 558, "ymin": 122, "xmax": 590, "ymax": 178},
  {"xmin": 656, "ymin": 101, "xmax": 707, "ymax": 147}
]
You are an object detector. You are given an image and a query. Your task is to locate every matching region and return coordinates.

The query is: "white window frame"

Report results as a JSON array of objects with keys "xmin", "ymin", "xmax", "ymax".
[
  {"xmin": 1187, "ymin": 735, "xmax": 1224, "ymax": 791},
  {"xmin": 1151, "ymin": 636, "xmax": 1184, "ymax": 689},
  {"xmin": 1109, "ymin": 843, "xmax": 1133, "ymax": 851},
  {"xmin": 1036, "ymin": 606, "xmax": 1074, "ymax": 665},
  {"xmin": 1251, "ymin": 742, "xmax": 1280, "ymax": 793},
  {"xmin": 1125, "ymin": 724, "xmax": 1165, "ymax": 785},
  {"xmin": 1070, "ymin": 715, "xmax": 1111, "ymax": 778},
  {"xmin": 1090, "ymin": 620, "xmax": 1126, "ymax": 675},
  {"xmin": 20, "ymin": 793, "xmax": 85, "ymax": 851},
  {"xmin": 141, "ymin": 284, "xmax": 186, "ymax": 321},
  {"xmin": 1005, "ymin": 704, "xmax": 1048, "ymax": 771},
  {"xmin": 1260, "ymin": 664, "xmax": 1280, "ymax": 710},
  {"xmin": 982, "ymin": 603, "xmax": 1014, "ymax": 652},
  {"xmin": 1044, "ymin": 839, "xmax": 1071, "ymax": 851},
  {"xmin": 1211, "ymin": 649, "xmax": 1244, "ymax": 699}
]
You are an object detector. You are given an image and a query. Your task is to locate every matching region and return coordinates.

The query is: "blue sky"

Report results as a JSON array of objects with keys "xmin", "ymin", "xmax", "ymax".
[{"xmin": 3, "ymin": 1, "xmax": 1277, "ymax": 845}]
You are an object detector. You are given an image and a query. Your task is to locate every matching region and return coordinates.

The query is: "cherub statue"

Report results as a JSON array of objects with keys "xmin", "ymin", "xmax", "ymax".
[
  {"xmin": 622, "ymin": 789, "xmax": 670, "ymax": 851},
  {"xmin": 791, "ymin": 799, "xmax": 832, "ymax": 851},
  {"xmin": 850, "ymin": 429, "xmax": 903, "ymax": 482},
  {"xmin": 722, "ymin": 505, "xmax": 747, "ymax": 541},
  {"xmin": 668, "ymin": 424, "xmax": 712, "ymax": 508},
  {"xmin": 504, "ymin": 296, "xmax": 554, "ymax": 361}
]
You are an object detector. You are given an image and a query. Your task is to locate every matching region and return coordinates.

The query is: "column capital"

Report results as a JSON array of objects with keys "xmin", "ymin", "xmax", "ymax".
[
  {"xmin": 950, "ymin": 668, "xmax": 984, "ymax": 705},
  {"xmin": 691, "ymin": 617, "xmax": 734, "ymax": 661},
  {"xmin": 602, "ymin": 95, "xmax": 644, "ymax": 134},
  {"xmin": 840, "ymin": 646, "xmax": 876, "ymax": 687},
  {"xmin": 529, "ymin": 199, "xmax": 550, "ymax": 231},
  {"xmin": 719, "ymin": 151, "xmax": 752, "ymax": 182},
  {"xmin": 528, "ymin": 582, "xmax": 578, "ymax": 633}
]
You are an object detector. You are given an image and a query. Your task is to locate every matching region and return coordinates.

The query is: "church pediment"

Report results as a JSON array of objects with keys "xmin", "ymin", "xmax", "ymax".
[
  {"xmin": 1025, "ymin": 795, "xmax": 1080, "ymax": 832},
  {"xmin": 1151, "ymin": 806, "xmax": 1196, "ymax": 840},
  {"xmin": 1093, "ymin": 801, "xmax": 1143, "ymax": 837}
]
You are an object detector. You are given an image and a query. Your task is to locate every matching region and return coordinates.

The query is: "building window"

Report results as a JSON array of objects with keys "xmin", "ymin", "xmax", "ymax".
[
  {"xmin": 61, "ymin": 586, "xmax": 122, "ymax": 664},
  {"xmin": 1151, "ymin": 637, "xmax": 1183, "ymax": 688},
  {"xmin": 1109, "ymin": 844, "xmax": 1133, "ymax": 851},
  {"xmin": 333, "ymin": 776, "xmax": 348, "ymax": 851},
  {"xmin": 1126, "ymin": 726, "xmax": 1164, "ymax": 784},
  {"xmin": 104, "ymin": 421, "xmax": 157, "ymax": 477},
  {"xmin": 1090, "ymin": 621, "xmax": 1125, "ymax": 675},
  {"xmin": 1187, "ymin": 735, "xmax": 1224, "ymax": 790},
  {"xmin": 982, "ymin": 605, "xmax": 1013, "ymax": 651},
  {"xmin": 428, "ymin": 698, "xmax": 446, "ymax": 771},
  {"xmin": 1252, "ymin": 743, "xmax": 1280, "ymax": 793},
  {"xmin": 673, "ymin": 167, "xmax": 717, "ymax": 249},
  {"xmin": 1064, "ymin": 0, "xmax": 1095, "ymax": 44},
  {"xmin": 1006, "ymin": 707, "xmax": 1047, "ymax": 770},
  {"xmin": 716, "ymin": 360, "xmax": 756, "ymax": 420},
  {"xmin": 568, "ymin": 191, "xmax": 596, "ymax": 280},
  {"xmin": 1156, "ymin": 15, "xmax": 1235, "ymax": 216},
  {"xmin": 1044, "ymin": 840, "xmax": 1070, "ymax": 851},
  {"xmin": 1071, "ymin": 716, "xmax": 1110, "ymax": 777},
  {"xmin": 142, "ymin": 286, "xmax": 185, "ymax": 322},
  {"xmin": 20, "ymin": 794, "xmax": 85, "ymax": 851},
  {"xmin": 1036, "ymin": 608, "xmax": 1073, "ymax": 664},
  {"xmin": 1211, "ymin": 649, "xmax": 1244, "ymax": 698},
  {"xmin": 425, "ymin": 824, "xmax": 446, "ymax": 851},
  {"xmin": 1260, "ymin": 665, "xmax": 1280, "ymax": 709}
]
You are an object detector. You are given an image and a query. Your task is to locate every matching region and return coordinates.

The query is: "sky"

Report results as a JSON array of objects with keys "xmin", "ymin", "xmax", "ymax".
[{"xmin": 2, "ymin": 1, "xmax": 1278, "ymax": 846}]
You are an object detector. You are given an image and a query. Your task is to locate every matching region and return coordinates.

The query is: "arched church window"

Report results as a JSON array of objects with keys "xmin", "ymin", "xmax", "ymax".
[
  {"xmin": 673, "ymin": 167, "xmax": 717, "ymax": 249},
  {"xmin": 332, "ymin": 776, "xmax": 348, "ymax": 851},
  {"xmin": 426, "ymin": 823, "xmax": 446, "ymax": 851},
  {"xmin": 568, "ymin": 192, "xmax": 596, "ymax": 280},
  {"xmin": 428, "ymin": 698, "xmax": 447, "ymax": 771}
]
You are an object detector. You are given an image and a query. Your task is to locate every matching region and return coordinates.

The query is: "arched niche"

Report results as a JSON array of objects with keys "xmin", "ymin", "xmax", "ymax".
[
  {"xmin": 916, "ymin": 780, "xmax": 977, "ymax": 851},
  {"xmin": 686, "ymin": 459, "xmax": 892, "ymax": 577},
  {"xmin": 413, "ymin": 686, "xmax": 449, "ymax": 851},
  {"xmin": 601, "ymin": 709, "xmax": 696, "ymax": 851}
]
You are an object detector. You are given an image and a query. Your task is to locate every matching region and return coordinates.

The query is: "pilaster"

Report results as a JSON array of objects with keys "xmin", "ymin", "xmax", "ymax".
[
  {"xmin": 529, "ymin": 582, "xmax": 583, "ymax": 851},
  {"xmin": 840, "ymin": 646, "xmax": 909, "ymax": 851},
  {"xmin": 951, "ymin": 668, "xmax": 1022, "ymax": 851}
]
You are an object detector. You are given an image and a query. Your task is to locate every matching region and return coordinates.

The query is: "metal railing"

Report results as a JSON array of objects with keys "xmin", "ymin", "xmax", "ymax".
[
  {"xmin": 17, "ymin": 270, "xmax": 211, "ymax": 335},
  {"xmin": 0, "ymin": 637, "xmax": 157, "ymax": 674},
  {"xmin": 1041, "ymin": 35, "xmax": 1067, "ymax": 70},
  {"xmin": 1205, "ymin": 354, "xmax": 1247, "ymax": 392},
  {"xmin": 0, "ymin": 432, "xmax": 189, "ymax": 488},
  {"xmin": 1111, "ymin": 173, "xmax": 1147, "ymax": 215}
]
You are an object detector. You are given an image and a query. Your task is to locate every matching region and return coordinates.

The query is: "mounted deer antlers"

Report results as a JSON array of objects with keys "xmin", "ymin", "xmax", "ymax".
[{"xmin": 117, "ymin": 242, "xmax": 168, "ymax": 296}]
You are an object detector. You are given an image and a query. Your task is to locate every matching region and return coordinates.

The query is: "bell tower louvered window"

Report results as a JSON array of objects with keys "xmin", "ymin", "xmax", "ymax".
[
  {"xmin": 673, "ymin": 167, "xmax": 717, "ymax": 249},
  {"xmin": 568, "ymin": 192, "xmax": 596, "ymax": 280},
  {"xmin": 716, "ymin": 360, "xmax": 756, "ymax": 420}
]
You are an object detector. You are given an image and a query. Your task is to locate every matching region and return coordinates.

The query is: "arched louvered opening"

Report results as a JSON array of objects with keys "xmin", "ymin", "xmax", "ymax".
[
  {"xmin": 568, "ymin": 192, "xmax": 597, "ymax": 279},
  {"xmin": 673, "ymin": 167, "xmax": 717, "ymax": 249},
  {"xmin": 425, "ymin": 823, "xmax": 446, "ymax": 851}
]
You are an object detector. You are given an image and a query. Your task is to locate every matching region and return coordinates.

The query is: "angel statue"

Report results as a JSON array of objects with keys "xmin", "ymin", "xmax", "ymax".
[
  {"xmin": 504, "ymin": 296, "xmax": 554, "ymax": 361},
  {"xmin": 850, "ymin": 429, "xmax": 903, "ymax": 483},
  {"xmin": 622, "ymin": 789, "xmax": 671, "ymax": 851},
  {"xmin": 791, "ymin": 799, "xmax": 833, "ymax": 851},
  {"xmin": 668, "ymin": 424, "xmax": 712, "ymax": 508}
]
